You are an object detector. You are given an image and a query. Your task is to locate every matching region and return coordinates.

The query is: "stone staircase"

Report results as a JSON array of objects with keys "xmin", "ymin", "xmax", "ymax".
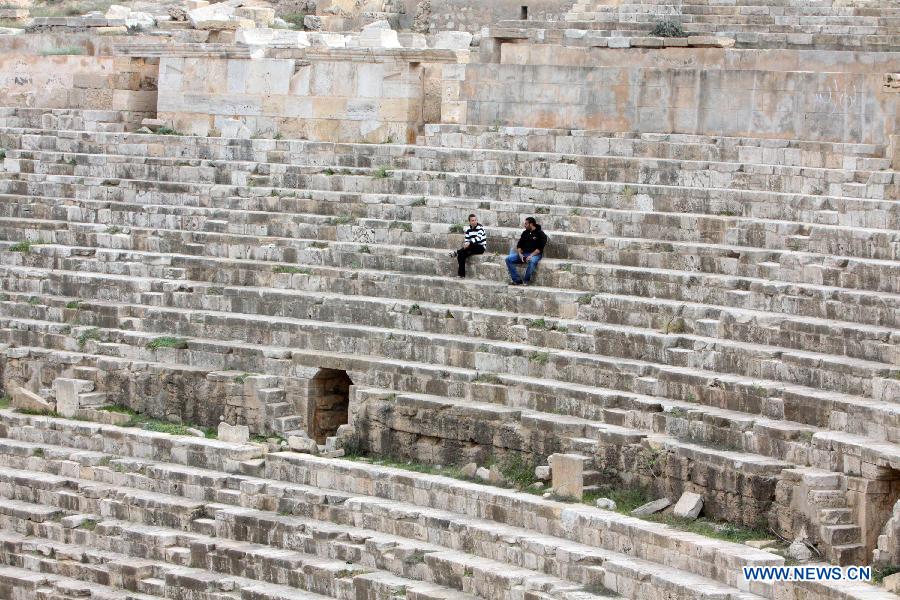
[
  {"xmin": 0, "ymin": 110, "xmax": 898, "ymax": 585},
  {"xmin": 554, "ymin": 0, "xmax": 900, "ymax": 49},
  {"xmin": 0, "ymin": 408, "xmax": 780, "ymax": 600}
]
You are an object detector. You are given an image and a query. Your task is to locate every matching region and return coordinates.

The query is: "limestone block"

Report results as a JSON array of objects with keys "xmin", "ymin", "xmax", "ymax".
[
  {"xmin": 359, "ymin": 20, "xmax": 400, "ymax": 48},
  {"xmin": 595, "ymin": 498, "xmax": 617, "ymax": 510},
  {"xmin": 549, "ymin": 453, "xmax": 586, "ymax": 499},
  {"xmin": 94, "ymin": 26, "xmax": 127, "ymax": 35},
  {"xmin": 687, "ymin": 36, "xmax": 736, "ymax": 48},
  {"xmin": 461, "ymin": 462, "xmax": 477, "ymax": 478},
  {"xmin": 0, "ymin": 27, "xmax": 24, "ymax": 35},
  {"xmin": 218, "ymin": 422, "xmax": 249, "ymax": 443},
  {"xmin": 104, "ymin": 4, "xmax": 130, "ymax": 20},
  {"xmin": 431, "ymin": 30, "xmax": 472, "ymax": 50},
  {"xmin": 53, "ymin": 378, "xmax": 93, "ymax": 418},
  {"xmin": 236, "ymin": 27, "xmax": 310, "ymax": 47},
  {"xmin": 195, "ymin": 18, "xmax": 254, "ymax": 31},
  {"xmin": 884, "ymin": 573, "xmax": 900, "ymax": 593},
  {"xmin": 11, "ymin": 387, "xmax": 54, "ymax": 413},
  {"xmin": 235, "ymin": 6, "xmax": 274, "ymax": 27},
  {"xmin": 475, "ymin": 466, "xmax": 490, "ymax": 481},
  {"xmin": 303, "ymin": 15, "xmax": 322, "ymax": 30},
  {"xmin": 185, "ymin": 0, "xmax": 208, "ymax": 9},
  {"xmin": 672, "ymin": 492, "xmax": 704, "ymax": 519},
  {"xmin": 126, "ymin": 12, "xmax": 155, "ymax": 29},
  {"xmin": 188, "ymin": 2, "xmax": 234, "ymax": 27},
  {"xmin": 311, "ymin": 33, "xmax": 347, "ymax": 48},
  {"xmin": 288, "ymin": 434, "xmax": 318, "ymax": 453},
  {"xmin": 631, "ymin": 498, "xmax": 671, "ymax": 517},
  {"xmin": 534, "ymin": 465, "xmax": 550, "ymax": 480},
  {"xmin": 787, "ymin": 538, "xmax": 812, "ymax": 561},
  {"xmin": 488, "ymin": 465, "xmax": 505, "ymax": 485},
  {"xmin": 607, "ymin": 37, "xmax": 630, "ymax": 49}
]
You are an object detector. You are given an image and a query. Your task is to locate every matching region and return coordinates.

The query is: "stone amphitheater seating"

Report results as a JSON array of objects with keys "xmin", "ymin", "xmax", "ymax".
[
  {"xmin": 0, "ymin": 0, "xmax": 897, "ymax": 594},
  {"xmin": 549, "ymin": 0, "xmax": 900, "ymax": 50},
  {"xmin": 0, "ymin": 105, "xmax": 898, "ymax": 586},
  {"xmin": 0, "ymin": 408, "xmax": 877, "ymax": 600}
]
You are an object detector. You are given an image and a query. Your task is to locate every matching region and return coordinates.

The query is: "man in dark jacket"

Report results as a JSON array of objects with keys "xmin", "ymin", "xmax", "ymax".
[{"xmin": 505, "ymin": 217, "xmax": 548, "ymax": 285}]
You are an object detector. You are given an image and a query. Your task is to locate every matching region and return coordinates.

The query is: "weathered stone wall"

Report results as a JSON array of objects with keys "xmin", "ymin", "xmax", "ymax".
[
  {"xmin": 351, "ymin": 390, "xmax": 779, "ymax": 527},
  {"xmin": 0, "ymin": 34, "xmax": 157, "ymax": 115},
  {"xmin": 156, "ymin": 51, "xmax": 437, "ymax": 143},
  {"xmin": 442, "ymin": 62, "xmax": 899, "ymax": 145}
]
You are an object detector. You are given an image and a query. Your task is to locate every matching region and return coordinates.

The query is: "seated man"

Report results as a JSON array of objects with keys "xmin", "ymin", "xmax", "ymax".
[
  {"xmin": 506, "ymin": 217, "xmax": 548, "ymax": 285},
  {"xmin": 449, "ymin": 213, "xmax": 486, "ymax": 278}
]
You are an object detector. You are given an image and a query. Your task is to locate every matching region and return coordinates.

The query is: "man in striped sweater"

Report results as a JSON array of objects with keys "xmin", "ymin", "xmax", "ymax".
[{"xmin": 450, "ymin": 214, "xmax": 486, "ymax": 278}]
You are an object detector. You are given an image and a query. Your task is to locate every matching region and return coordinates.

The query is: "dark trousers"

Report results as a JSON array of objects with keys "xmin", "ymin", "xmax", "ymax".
[{"xmin": 456, "ymin": 245, "xmax": 485, "ymax": 277}]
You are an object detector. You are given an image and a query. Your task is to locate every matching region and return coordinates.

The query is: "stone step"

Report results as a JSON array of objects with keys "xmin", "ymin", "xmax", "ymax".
[
  {"xmin": 819, "ymin": 524, "xmax": 862, "ymax": 546},
  {"xmin": 3, "ymin": 180, "xmax": 898, "ymax": 262},
  {"xmin": 3, "ymin": 263, "xmax": 894, "ymax": 396},
  {"xmin": 6, "ymin": 205, "xmax": 900, "ymax": 298},
  {"xmin": 6, "ymin": 238, "xmax": 900, "ymax": 335},
  {"xmin": 419, "ymin": 124, "xmax": 891, "ymax": 166},
  {"xmin": 0, "ymin": 427, "xmax": 769, "ymax": 599},
  {"xmin": 2, "ymin": 286, "xmax": 894, "ymax": 428},
  {"xmin": 6, "ymin": 143, "xmax": 896, "ymax": 205},
  {"xmin": 6, "ymin": 307, "xmax": 900, "ymax": 463}
]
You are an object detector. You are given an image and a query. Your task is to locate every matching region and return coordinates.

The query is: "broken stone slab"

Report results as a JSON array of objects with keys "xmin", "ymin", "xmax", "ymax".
[
  {"xmin": 460, "ymin": 462, "xmax": 477, "ymax": 478},
  {"xmin": 884, "ymin": 572, "xmax": 900, "ymax": 593},
  {"xmin": 188, "ymin": 1, "xmax": 233, "ymax": 25},
  {"xmin": 11, "ymin": 387, "xmax": 55, "ymax": 412},
  {"xmin": 431, "ymin": 30, "xmax": 472, "ymax": 50},
  {"xmin": 359, "ymin": 19, "xmax": 400, "ymax": 48},
  {"xmin": 104, "ymin": 4, "xmax": 130, "ymax": 20},
  {"xmin": 185, "ymin": 427, "xmax": 206, "ymax": 438},
  {"xmin": 218, "ymin": 422, "xmax": 249, "ymax": 444},
  {"xmin": 534, "ymin": 465, "xmax": 550, "ymax": 480},
  {"xmin": 125, "ymin": 11, "xmax": 155, "ymax": 29},
  {"xmin": 488, "ymin": 465, "xmax": 506, "ymax": 485},
  {"xmin": 672, "ymin": 491, "xmax": 704, "ymax": 519},
  {"xmin": 184, "ymin": 0, "xmax": 209, "ymax": 9},
  {"xmin": 236, "ymin": 27, "xmax": 310, "ymax": 47},
  {"xmin": 475, "ymin": 466, "xmax": 491, "ymax": 481},
  {"xmin": 595, "ymin": 497, "xmax": 617, "ymax": 510},
  {"xmin": 788, "ymin": 538, "xmax": 813, "ymax": 561},
  {"xmin": 687, "ymin": 35, "xmax": 735, "ymax": 48},
  {"xmin": 287, "ymin": 434, "xmax": 318, "ymax": 454},
  {"xmin": 303, "ymin": 15, "xmax": 322, "ymax": 30},
  {"xmin": 631, "ymin": 498, "xmax": 671, "ymax": 517}
]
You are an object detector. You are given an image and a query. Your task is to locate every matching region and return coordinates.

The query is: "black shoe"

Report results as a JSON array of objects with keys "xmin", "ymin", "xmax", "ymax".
[{"xmin": 510, "ymin": 281, "xmax": 522, "ymax": 286}]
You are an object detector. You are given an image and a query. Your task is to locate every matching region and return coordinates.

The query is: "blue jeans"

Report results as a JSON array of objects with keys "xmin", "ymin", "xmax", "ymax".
[{"xmin": 505, "ymin": 251, "xmax": 542, "ymax": 283}]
